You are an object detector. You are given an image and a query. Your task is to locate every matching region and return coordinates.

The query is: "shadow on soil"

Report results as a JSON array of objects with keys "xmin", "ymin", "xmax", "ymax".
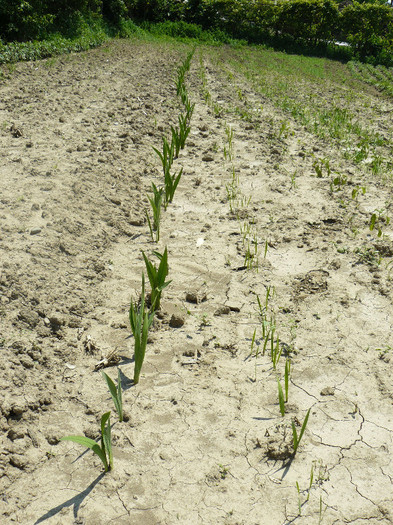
[{"xmin": 34, "ymin": 472, "xmax": 105, "ymax": 524}]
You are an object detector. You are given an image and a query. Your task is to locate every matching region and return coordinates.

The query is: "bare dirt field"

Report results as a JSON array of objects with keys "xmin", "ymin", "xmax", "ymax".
[{"xmin": 1, "ymin": 38, "xmax": 393, "ymax": 524}]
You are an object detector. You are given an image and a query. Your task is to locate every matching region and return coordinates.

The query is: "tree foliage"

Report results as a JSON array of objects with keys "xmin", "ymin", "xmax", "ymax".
[{"xmin": 1, "ymin": 0, "xmax": 393, "ymax": 66}]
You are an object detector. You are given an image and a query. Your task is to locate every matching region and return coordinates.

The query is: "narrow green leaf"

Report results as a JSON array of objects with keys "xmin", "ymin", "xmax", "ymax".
[
  {"xmin": 292, "ymin": 421, "xmax": 299, "ymax": 452},
  {"xmin": 102, "ymin": 371, "xmax": 122, "ymax": 423},
  {"xmin": 369, "ymin": 213, "xmax": 377, "ymax": 231},
  {"xmin": 297, "ymin": 408, "xmax": 311, "ymax": 446},
  {"xmin": 101, "ymin": 412, "xmax": 112, "ymax": 470},
  {"xmin": 61, "ymin": 435, "xmax": 108, "ymax": 471}
]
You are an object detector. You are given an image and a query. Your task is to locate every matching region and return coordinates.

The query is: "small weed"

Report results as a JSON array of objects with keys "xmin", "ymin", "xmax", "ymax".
[
  {"xmin": 218, "ymin": 464, "xmax": 229, "ymax": 479},
  {"xmin": 354, "ymin": 245, "xmax": 381, "ymax": 266},
  {"xmin": 278, "ymin": 119, "xmax": 292, "ymax": 139},
  {"xmin": 312, "ymin": 156, "xmax": 331, "ymax": 178},
  {"xmin": 330, "ymin": 174, "xmax": 348, "ymax": 192},
  {"xmin": 351, "ymin": 185, "xmax": 366, "ymax": 203},
  {"xmin": 370, "ymin": 209, "xmax": 390, "ymax": 238}
]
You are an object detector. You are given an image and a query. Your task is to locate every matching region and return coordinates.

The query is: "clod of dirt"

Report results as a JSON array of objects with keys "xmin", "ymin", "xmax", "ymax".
[
  {"xmin": 214, "ymin": 305, "xmax": 231, "ymax": 316},
  {"xmin": 320, "ymin": 387, "xmax": 335, "ymax": 396},
  {"xmin": 169, "ymin": 314, "xmax": 185, "ymax": 328},
  {"xmin": 7, "ymin": 428, "xmax": 26, "ymax": 441},
  {"xmin": 47, "ymin": 314, "xmax": 65, "ymax": 332},
  {"xmin": 202, "ymin": 154, "xmax": 214, "ymax": 162},
  {"xmin": 293, "ymin": 269, "xmax": 329, "ymax": 300},
  {"xmin": 17, "ymin": 308, "xmax": 40, "ymax": 328},
  {"xmin": 186, "ymin": 290, "xmax": 207, "ymax": 304},
  {"xmin": 264, "ymin": 423, "xmax": 293, "ymax": 461},
  {"xmin": 10, "ymin": 124, "xmax": 23, "ymax": 138}
]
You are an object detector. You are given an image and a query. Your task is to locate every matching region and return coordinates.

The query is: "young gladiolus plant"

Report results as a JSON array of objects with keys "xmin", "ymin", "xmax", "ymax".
[
  {"xmin": 153, "ymin": 137, "xmax": 174, "ymax": 176},
  {"xmin": 142, "ymin": 247, "xmax": 171, "ymax": 312},
  {"xmin": 164, "ymin": 166, "xmax": 183, "ymax": 208},
  {"xmin": 129, "ymin": 274, "xmax": 155, "ymax": 385},
  {"xmin": 146, "ymin": 182, "xmax": 163, "ymax": 242},
  {"xmin": 61, "ymin": 412, "xmax": 113, "ymax": 472},
  {"xmin": 102, "ymin": 368, "xmax": 123, "ymax": 422}
]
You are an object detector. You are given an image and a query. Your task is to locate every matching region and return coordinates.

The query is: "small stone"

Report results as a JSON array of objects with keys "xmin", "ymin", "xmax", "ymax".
[
  {"xmin": 186, "ymin": 290, "xmax": 207, "ymax": 304},
  {"xmin": 20, "ymin": 356, "xmax": 34, "ymax": 369},
  {"xmin": 10, "ymin": 404, "xmax": 26, "ymax": 418},
  {"xmin": 48, "ymin": 314, "xmax": 64, "ymax": 331},
  {"xmin": 214, "ymin": 306, "xmax": 231, "ymax": 316},
  {"xmin": 109, "ymin": 196, "xmax": 121, "ymax": 206},
  {"xmin": 122, "ymin": 410, "xmax": 131, "ymax": 422},
  {"xmin": 8, "ymin": 428, "xmax": 25, "ymax": 441},
  {"xmin": 169, "ymin": 314, "xmax": 185, "ymax": 328},
  {"xmin": 228, "ymin": 305, "xmax": 241, "ymax": 313},
  {"xmin": 30, "ymin": 227, "xmax": 42, "ymax": 235},
  {"xmin": 46, "ymin": 434, "xmax": 60, "ymax": 445},
  {"xmin": 18, "ymin": 308, "xmax": 40, "ymax": 328},
  {"xmin": 10, "ymin": 454, "xmax": 27, "ymax": 469},
  {"xmin": 320, "ymin": 387, "xmax": 335, "ymax": 396},
  {"xmin": 129, "ymin": 217, "xmax": 145, "ymax": 226}
]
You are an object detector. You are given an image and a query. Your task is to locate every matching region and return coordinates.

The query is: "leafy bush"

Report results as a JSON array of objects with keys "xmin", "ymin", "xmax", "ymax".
[
  {"xmin": 276, "ymin": 0, "xmax": 340, "ymax": 45},
  {"xmin": 341, "ymin": 2, "xmax": 393, "ymax": 63}
]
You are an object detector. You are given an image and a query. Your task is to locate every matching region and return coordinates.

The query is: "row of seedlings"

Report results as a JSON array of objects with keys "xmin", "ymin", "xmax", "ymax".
[{"xmin": 60, "ymin": 49, "xmax": 196, "ymax": 471}]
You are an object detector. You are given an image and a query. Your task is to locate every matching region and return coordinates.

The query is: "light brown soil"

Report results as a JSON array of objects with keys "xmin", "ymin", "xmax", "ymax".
[{"xmin": 1, "ymin": 39, "xmax": 393, "ymax": 525}]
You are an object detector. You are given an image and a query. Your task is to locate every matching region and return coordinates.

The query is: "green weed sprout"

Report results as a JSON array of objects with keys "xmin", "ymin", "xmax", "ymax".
[
  {"xmin": 370, "ymin": 209, "xmax": 390, "ymax": 238},
  {"xmin": 61, "ymin": 412, "xmax": 113, "ymax": 472},
  {"xmin": 102, "ymin": 368, "xmax": 123, "ymax": 422},
  {"xmin": 129, "ymin": 274, "xmax": 155, "ymax": 385},
  {"xmin": 142, "ymin": 247, "xmax": 171, "ymax": 312},
  {"xmin": 292, "ymin": 408, "xmax": 311, "ymax": 455},
  {"xmin": 146, "ymin": 182, "xmax": 163, "ymax": 242}
]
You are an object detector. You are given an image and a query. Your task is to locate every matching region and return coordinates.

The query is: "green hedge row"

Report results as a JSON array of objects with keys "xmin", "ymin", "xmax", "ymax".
[
  {"xmin": 1, "ymin": 1, "xmax": 393, "ymax": 66},
  {"xmin": 187, "ymin": 0, "xmax": 393, "ymax": 64}
]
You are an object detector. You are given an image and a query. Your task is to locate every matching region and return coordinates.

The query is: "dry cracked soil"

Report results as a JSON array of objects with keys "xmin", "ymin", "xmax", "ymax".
[{"xmin": 0, "ymin": 38, "xmax": 393, "ymax": 525}]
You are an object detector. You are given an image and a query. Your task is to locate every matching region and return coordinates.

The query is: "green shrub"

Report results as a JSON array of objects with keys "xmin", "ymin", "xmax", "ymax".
[
  {"xmin": 341, "ymin": 3, "xmax": 393, "ymax": 63},
  {"xmin": 276, "ymin": 0, "xmax": 340, "ymax": 45}
]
